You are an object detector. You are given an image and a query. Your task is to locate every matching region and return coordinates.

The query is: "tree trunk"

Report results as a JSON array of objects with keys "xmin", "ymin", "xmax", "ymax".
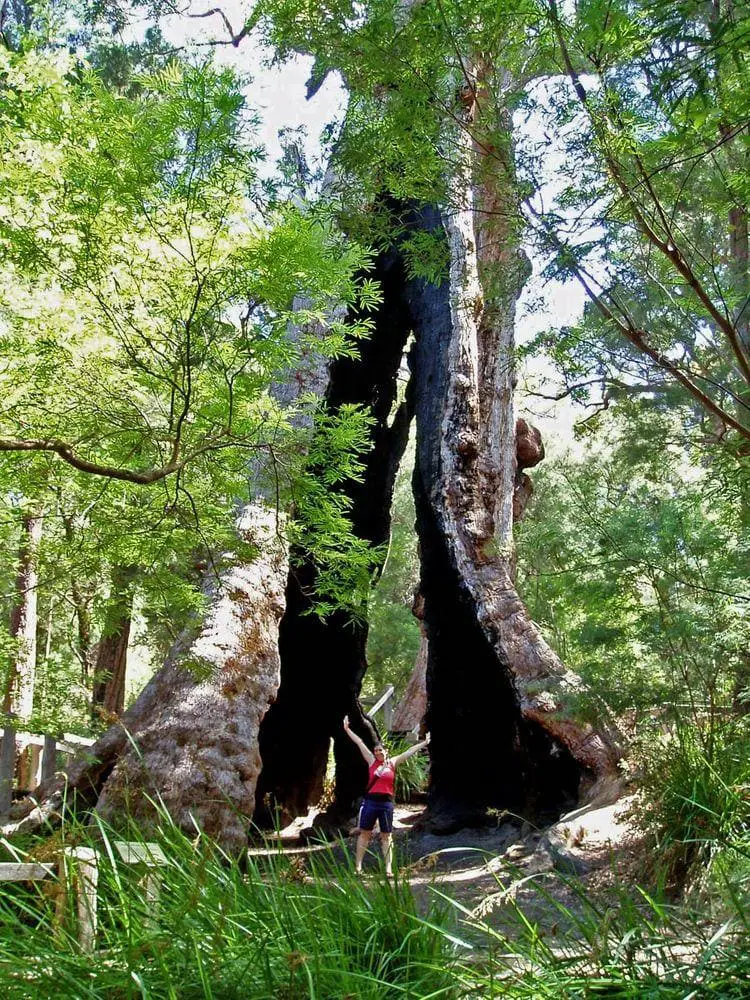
[
  {"xmin": 3, "ymin": 512, "xmax": 43, "ymax": 721},
  {"xmin": 392, "ymin": 416, "xmax": 544, "ymax": 737},
  {"xmin": 255, "ymin": 241, "xmax": 415, "ymax": 830},
  {"xmin": 1, "ymin": 291, "xmax": 336, "ymax": 846},
  {"xmin": 391, "ymin": 629, "xmax": 428, "ymax": 735},
  {"xmin": 61, "ymin": 512, "xmax": 94, "ymax": 686},
  {"xmin": 5, "ymin": 507, "xmax": 288, "ymax": 851},
  {"xmin": 400, "ymin": 81, "xmax": 620, "ymax": 829},
  {"xmin": 91, "ymin": 566, "xmax": 136, "ymax": 720},
  {"xmin": 92, "ymin": 566, "xmax": 136, "ymax": 722}
]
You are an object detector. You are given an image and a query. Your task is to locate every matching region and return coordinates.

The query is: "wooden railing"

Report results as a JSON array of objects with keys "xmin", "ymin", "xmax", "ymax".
[
  {"xmin": 362, "ymin": 684, "xmax": 395, "ymax": 731},
  {"xmin": 0, "ymin": 841, "xmax": 168, "ymax": 953},
  {"xmin": 0, "ymin": 720, "xmax": 95, "ymax": 822}
]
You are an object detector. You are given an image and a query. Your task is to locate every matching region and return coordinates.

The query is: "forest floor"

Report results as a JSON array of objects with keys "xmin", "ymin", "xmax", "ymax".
[{"xmin": 252, "ymin": 794, "xmax": 646, "ymax": 941}]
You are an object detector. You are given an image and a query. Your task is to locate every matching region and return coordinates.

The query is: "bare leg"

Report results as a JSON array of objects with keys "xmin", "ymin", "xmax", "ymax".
[
  {"xmin": 355, "ymin": 830, "xmax": 372, "ymax": 872},
  {"xmin": 379, "ymin": 832, "xmax": 393, "ymax": 876}
]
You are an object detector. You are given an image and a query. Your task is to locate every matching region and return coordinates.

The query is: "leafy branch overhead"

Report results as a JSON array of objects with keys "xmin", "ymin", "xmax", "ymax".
[{"xmin": 0, "ymin": 50, "xmax": 375, "ymax": 487}]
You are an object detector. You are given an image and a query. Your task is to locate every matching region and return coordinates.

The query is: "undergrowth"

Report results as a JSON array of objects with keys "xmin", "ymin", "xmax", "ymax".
[
  {"xmin": 0, "ymin": 790, "xmax": 748, "ymax": 998},
  {"xmin": 629, "ymin": 716, "xmax": 750, "ymax": 896}
]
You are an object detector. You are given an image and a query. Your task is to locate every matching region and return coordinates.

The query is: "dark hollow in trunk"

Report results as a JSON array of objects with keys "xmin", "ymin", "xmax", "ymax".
[
  {"xmin": 255, "ymin": 242, "xmax": 415, "ymax": 829},
  {"xmin": 405, "ymin": 205, "xmax": 583, "ymax": 831}
]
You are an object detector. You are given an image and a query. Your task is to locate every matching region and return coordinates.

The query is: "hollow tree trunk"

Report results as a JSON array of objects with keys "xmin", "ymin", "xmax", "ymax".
[
  {"xmin": 401, "ymin": 84, "xmax": 620, "ymax": 829},
  {"xmin": 255, "ymin": 241, "xmax": 414, "ymax": 830},
  {"xmin": 91, "ymin": 565, "xmax": 136, "ymax": 720},
  {"xmin": 3, "ymin": 512, "xmax": 43, "ymax": 721}
]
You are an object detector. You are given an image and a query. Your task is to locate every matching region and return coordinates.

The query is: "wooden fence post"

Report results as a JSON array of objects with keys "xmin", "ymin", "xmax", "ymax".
[
  {"xmin": 0, "ymin": 716, "xmax": 16, "ymax": 823},
  {"xmin": 63, "ymin": 847, "xmax": 99, "ymax": 953},
  {"xmin": 383, "ymin": 697, "xmax": 393, "ymax": 732},
  {"xmin": 40, "ymin": 734, "xmax": 58, "ymax": 786},
  {"xmin": 114, "ymin": 841, "xmax": 169, "ymax": 932}
]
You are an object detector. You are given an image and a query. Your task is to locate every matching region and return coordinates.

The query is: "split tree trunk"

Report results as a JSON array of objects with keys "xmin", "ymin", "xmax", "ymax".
[
  {"xmin": 401, "ymin": 73, "xmax": 620, "ymax": 829},
  {"xmin": 5, "ymin": 75, "xmax": 622, "ymax": 847}
]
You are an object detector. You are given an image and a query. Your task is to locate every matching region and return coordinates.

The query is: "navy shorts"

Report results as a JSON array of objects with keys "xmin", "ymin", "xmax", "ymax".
[{"xmin": 358, "ymin": 796, "xmax": 394, "ymax": 833}]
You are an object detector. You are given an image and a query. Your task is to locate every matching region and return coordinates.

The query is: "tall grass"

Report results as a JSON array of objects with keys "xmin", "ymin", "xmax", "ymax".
[
  {"xmin": 1, "ymin": 787, "xmax": 748, "ymax": 998},
  {"xmin": 631, "ymin": 716, "xmax": 750, "ymax": 894},
  {"xmin": 0, "ymin": 816, "xmax": 456, "ymax": 999},
  {"xmin": 451, "ymin": 872, "xmax": 750, "ymax": 998}
]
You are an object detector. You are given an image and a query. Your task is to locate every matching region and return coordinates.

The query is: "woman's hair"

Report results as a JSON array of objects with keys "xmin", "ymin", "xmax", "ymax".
[{"xmin": 373, "ymin": 743, "xmax": 385, "ymax": 752}]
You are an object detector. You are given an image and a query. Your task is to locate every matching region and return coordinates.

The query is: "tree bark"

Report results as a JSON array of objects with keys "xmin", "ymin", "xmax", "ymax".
[
  {"xmin": 3, "ymin": 512, "xmax": 43, "ymax": 721},
  {"xmin": 399, "ymin": 79, "xmax": 621, "ymax": 828},
  {"xmin": 392, "ymin": 415, "xmax": 545, "ymax": 737},
  {"xmin": 5, "ymin": 507, "xmax": 289, "ymax": 851},
  {"xmin": 391, "ymin": 629, "xmax": 428, "ymax": 735},
  {"xmin": 61, "ymin": 512, "xmax": 94, "ymax": 686},
  {"xmin": 91, "ymin": 565, "xmax": 136, "ymax": 720}
]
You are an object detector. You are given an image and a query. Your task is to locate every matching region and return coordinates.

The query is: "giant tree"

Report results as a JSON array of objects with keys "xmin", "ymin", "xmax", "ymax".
[{"xmin": 251, "ymin": 0, "xmax": 622, "ymax": 832}]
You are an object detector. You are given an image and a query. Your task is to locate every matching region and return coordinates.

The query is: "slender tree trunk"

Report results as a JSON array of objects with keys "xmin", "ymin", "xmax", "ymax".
[
  {"xmin": 392, "ymin": 629, "xmax": 428, "ymax": 735},
  {"xmin": 61, "ymin": 513, "xmax": 94, "ymax": 686},
  {"xmin": 91, "ymin": 566, "xmax": 136, "ymax": 720},
  {"xmin": 3, "ymin": 512, "xmax": 43, "ymax": 721}
]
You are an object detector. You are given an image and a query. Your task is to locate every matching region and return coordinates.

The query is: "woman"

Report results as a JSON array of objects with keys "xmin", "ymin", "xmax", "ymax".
[{"xmin": 343, "ymin": 715, "xmax": 430, "ymax": 876}]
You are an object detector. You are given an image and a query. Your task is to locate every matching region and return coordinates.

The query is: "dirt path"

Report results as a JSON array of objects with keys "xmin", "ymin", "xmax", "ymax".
[{"xmin": 252, "ymin": 796, "xmax": 645, "ymax": 937}]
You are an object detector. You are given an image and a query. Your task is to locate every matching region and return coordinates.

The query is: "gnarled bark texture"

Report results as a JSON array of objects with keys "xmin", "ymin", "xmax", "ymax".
[
  {"xmin": 398, "ymin": 114, "xmax": 620, "ymax": 830},
  {"xmin": 4, "ymin": 507, "xmax": 287, "ymax": 852}
]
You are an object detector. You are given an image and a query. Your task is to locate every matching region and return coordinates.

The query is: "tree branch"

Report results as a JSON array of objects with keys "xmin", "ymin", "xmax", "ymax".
[{"xmin": 0, "ymin": 434, "xmax": 251, "ymax": 484}]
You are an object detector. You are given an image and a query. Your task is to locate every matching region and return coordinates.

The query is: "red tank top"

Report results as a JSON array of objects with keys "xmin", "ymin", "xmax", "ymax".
[{"xmin": 367, "ymin": 759, "xmax": 395, "ymax": 797}]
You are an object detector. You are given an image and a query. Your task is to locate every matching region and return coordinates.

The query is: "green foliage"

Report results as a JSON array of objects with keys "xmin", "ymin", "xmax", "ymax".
[
  {"xmin": 0, "ymin": 816, "xmax": 456, "ymax": 998},
  {"xmin": 401, "ymin": 229, "xmax": 450, "ymax": 284},
  {"xmin": 255, "ymin": 0, "xmax": 533, "ymax": 249},
  {"xmin": 0, "ymin": 35, "xmax": 381, "ymax": 729},
  {"xmin": 1, "ymin": 812, "xmax": 748, "ymax": 998},
  {"xmin": 515, "ymin": 403, "xmax": 749, "ymax": 720},
  {"xmin": 288, "ymin": 403, "xmax": 381, "ymax": 618},
  {"xmin": 629, "ymin": 717, "xmax": 750, "ymax": 892},
  {"xmin": 523, "ymin": 0, "xmax": 750, "ymax": 441},
  {"xmin": 365, "ymin": 434, "xmax": 420, "ymax": 698}
]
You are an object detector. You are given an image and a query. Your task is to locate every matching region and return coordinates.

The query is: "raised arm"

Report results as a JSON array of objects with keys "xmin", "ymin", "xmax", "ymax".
[
  {"xmin": 391, "ymin": 733, "xmax": 430, "ymax": 767},
  {"xmin": 342, "ymin": 715, "xmax": 375, "ymax": 765}
]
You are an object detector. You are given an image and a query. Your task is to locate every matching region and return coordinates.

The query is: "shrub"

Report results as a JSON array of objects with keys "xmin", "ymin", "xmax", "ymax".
[{"xmin": 629, "ymin": 717, "xmax": 750, "ymax": 891}]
